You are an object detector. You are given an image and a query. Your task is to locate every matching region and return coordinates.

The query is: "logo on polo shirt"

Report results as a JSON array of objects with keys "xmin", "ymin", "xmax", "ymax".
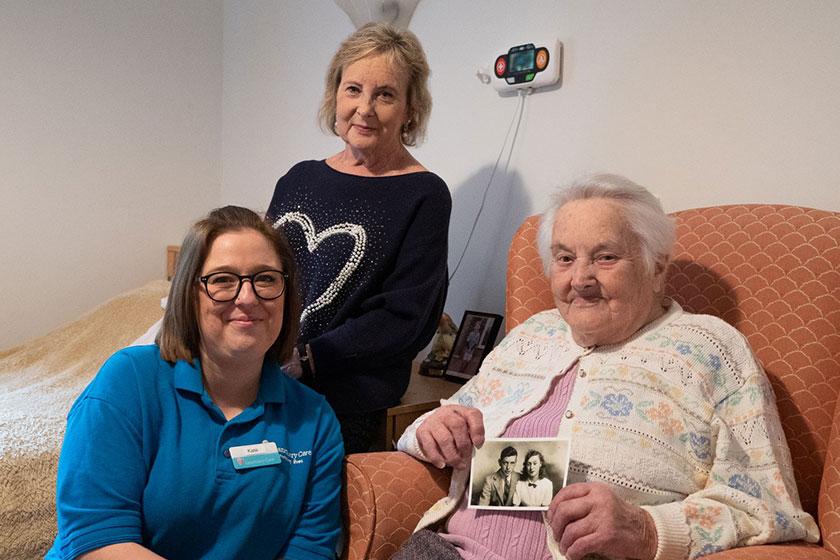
[{"xmin": 278, "ymin": 447, "xmax": 312, "ymax": 465}]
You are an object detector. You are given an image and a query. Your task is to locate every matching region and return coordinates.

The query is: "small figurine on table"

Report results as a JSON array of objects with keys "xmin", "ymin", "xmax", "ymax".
[{"xmin": 419, "ymin": 313, "xmax": 457, "ymax": 377}]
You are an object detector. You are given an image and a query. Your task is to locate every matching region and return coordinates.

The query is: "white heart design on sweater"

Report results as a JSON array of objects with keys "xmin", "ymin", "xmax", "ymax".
[{"xmin": 273, "ymin": 212, "xmax": 367, "ymax": 324}]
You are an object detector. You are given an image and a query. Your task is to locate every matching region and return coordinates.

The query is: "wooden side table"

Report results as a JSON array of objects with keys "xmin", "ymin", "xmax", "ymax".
[{"xmin": 382, "ymin": 368, "xmax": 461, "ymax": 450}]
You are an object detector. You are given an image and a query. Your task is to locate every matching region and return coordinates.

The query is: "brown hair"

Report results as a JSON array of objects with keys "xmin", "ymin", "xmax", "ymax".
[
  {"xmin": 157, "ymin": 206, "xmax": 301, "ymax": 364},
  {"xmin": 523, "ymin": 449, "xmax": 547, "ymax": 479},
  {"xmin": 318, "ymin": 22, "xmax": 432, "ymax": 147}
]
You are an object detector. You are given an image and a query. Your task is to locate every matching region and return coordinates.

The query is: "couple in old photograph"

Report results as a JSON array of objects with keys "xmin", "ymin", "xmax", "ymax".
[{"xmin": 476, "ymin": 444, "xmax": 557, "ymax": 509}]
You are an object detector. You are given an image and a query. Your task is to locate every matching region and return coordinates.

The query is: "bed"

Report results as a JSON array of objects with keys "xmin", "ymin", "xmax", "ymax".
[{"xmin": 0, "ymin": 278, "xmax": 171, "ymax": 558}]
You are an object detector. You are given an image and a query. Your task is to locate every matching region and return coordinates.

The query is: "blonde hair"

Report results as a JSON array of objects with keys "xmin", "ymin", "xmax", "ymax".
[{"xmin": 318, "ymin": 22, "xmax": 432, "ymax": 147}]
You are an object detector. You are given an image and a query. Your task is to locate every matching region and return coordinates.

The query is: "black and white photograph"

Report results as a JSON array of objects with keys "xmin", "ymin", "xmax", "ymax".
[{"xmin": 468, "ymin": 437, "xmax": 570, "ymax": 511}]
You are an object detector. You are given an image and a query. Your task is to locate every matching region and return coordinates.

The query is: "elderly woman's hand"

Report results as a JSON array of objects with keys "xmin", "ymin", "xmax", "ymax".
[
  {"xmin": 415, "ymin": 405, "xmax": 484, "ymax": 470},
  {"xmin": 547, "ymin": 482, "xmax": 658, "ymax": 560}
]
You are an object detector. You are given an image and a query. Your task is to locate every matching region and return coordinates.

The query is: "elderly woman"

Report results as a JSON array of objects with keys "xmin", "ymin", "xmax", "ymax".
[
  {"xmin": 266, "ymin": 22, "xmax": 450, "ymax": 454},
  {"xmin": 394, "ymin": 175, "xmax": 819, "ymax": 560},
  {"xmin": 47, "ymin": 207, "xmax": 343, "ymax": 560}
]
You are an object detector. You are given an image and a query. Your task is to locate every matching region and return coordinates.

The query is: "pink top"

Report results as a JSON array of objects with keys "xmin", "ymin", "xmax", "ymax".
[{"xmin": 441, "ymin": 364, "xmax": 579, "ymax": 559}]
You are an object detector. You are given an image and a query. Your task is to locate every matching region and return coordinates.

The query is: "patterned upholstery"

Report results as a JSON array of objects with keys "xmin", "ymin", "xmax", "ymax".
[
  {"xmin": 343, "ymin": 452, "xmax": 450, "ymax": 560},
  {"xmin": 822, "ymin": 397, "xmax": 840, "ymax": 556},
  {"xmin": 505, "ymin": 214, "xmax": 553, "ymax": 331},
  {"xmin": 342, "ymin": 205, "xmax": 840, "ymax": 560}
]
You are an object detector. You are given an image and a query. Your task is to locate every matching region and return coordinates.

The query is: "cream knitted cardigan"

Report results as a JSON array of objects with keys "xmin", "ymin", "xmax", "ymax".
[{"xmin": 397, "ymin": 302, "xmax": 820, "ymax": 560}]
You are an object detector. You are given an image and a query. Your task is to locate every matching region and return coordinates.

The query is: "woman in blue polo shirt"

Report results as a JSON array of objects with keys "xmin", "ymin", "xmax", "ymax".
[{"xmin": 47, "ymin": 206, "xmax": 343, "ymax": 560}]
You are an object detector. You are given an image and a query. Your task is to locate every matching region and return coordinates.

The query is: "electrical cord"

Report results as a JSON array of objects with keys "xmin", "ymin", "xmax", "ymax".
[{"xmin": 449, "ymin": 88, "xmax": 530, "ymax": 282}]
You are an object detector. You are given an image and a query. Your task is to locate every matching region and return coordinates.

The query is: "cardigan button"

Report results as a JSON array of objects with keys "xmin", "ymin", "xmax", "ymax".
[
  {"xmin": 564, "ymin": 410, "xmax": 574, "ymax": 419},
  {"xmin": 579, "ymin": 369, "xmax": 587, "ymax": 378}
]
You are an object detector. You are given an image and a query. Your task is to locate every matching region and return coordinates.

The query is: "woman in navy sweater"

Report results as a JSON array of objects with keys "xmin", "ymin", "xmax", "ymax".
[{"xmin": 267, "ymin": 22, "xmax": 450, "ymax": 454}]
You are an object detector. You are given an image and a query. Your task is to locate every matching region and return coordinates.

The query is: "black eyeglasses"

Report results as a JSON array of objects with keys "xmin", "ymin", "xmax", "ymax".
[{"xmin": 198, "ymin": 270, "xmax": 287, "ymax": 302}]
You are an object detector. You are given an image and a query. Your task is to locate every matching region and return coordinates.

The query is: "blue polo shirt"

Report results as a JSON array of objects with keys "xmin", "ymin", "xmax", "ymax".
[{"xmin": 47, "ymin": 345, "xmax": 343, "ymax": 560}]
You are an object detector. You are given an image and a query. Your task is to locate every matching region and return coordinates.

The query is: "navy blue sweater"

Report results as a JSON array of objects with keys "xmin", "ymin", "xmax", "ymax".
[{"xmin": 267, "ymin": 160, "xmax": 451, "ymax": 413}]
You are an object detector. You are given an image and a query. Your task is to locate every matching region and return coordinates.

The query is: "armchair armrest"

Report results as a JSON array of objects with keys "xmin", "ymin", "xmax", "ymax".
[
  {"xmin": 342, "ymin": 451, "xmax": 451, "ymax": 560},
  {"xmin": 703, "ymin": 543, "xmax": 835, "ymax": 559},
  {"xmin": 340, "ymin": 453, "xmax": 834, "ymax": 560}
]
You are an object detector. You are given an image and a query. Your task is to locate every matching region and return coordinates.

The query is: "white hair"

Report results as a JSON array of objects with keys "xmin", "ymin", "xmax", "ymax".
[{"xmin": 537, "ymin": 174, "xmax": 676, "ymax": 275}]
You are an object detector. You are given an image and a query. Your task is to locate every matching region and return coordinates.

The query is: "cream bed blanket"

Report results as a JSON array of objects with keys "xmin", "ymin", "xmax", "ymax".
[{"xmin": 0, "ymin": 280, "xmax": 170, "ymax": 559}]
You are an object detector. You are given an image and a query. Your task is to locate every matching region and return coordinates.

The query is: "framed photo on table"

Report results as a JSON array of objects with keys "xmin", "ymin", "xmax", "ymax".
[{"xmin": 443, "ymin": 310, "xmax": 502, "ymax": 383}]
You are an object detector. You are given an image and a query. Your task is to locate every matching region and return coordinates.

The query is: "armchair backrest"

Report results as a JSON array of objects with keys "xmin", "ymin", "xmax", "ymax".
[{"xmin": 506, "ymin": 204, "xmax": 840, "ymax": 552}]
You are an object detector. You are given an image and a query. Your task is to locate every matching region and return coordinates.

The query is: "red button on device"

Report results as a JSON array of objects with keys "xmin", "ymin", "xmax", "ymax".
[{"xmin": 495, "ymin": 56, "xmax": 507, "ymax": 77}]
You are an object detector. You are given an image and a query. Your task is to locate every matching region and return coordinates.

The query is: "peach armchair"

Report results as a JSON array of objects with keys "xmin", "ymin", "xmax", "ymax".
[{"xmin": 342, "ymin": 205, "xmax": 840, "ymax": 560}]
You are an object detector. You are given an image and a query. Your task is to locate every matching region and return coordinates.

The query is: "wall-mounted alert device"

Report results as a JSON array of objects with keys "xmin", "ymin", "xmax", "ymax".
[{"xmin": 492, "ymin": 40, "xmax": 562, "ymax": 93}]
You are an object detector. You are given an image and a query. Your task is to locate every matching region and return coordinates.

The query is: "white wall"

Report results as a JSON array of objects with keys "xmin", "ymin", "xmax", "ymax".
[
  {"xmin": 221, "ymin": 1, "xmax": 352, "ymax": 211},
  {"xmin": 222, "ymin": 0, "xmax": 840, "ymax": 333},
  {"xmin": 1, "ymin": 1, "xmax": 222, "ymax": 350},
  {"xmin": 5, "ymin": 1, "xmax": 839, "ymax": 349}
]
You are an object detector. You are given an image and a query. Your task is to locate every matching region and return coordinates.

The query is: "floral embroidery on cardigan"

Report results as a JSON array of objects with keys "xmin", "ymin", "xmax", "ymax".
[{"xmin": 398, "ymin": 305, "xmax": 819, "ymax": 559}]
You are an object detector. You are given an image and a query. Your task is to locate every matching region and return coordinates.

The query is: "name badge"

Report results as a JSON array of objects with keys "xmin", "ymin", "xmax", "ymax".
[{"xmin": 229, "ymin": 441, "xmax": 282, "ymax": 470}]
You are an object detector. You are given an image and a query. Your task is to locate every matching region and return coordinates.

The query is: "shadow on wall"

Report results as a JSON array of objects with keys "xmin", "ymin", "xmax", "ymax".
[{"xmin": 446, "ymin": 165, "xmax": 530, "ymax": 337}]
